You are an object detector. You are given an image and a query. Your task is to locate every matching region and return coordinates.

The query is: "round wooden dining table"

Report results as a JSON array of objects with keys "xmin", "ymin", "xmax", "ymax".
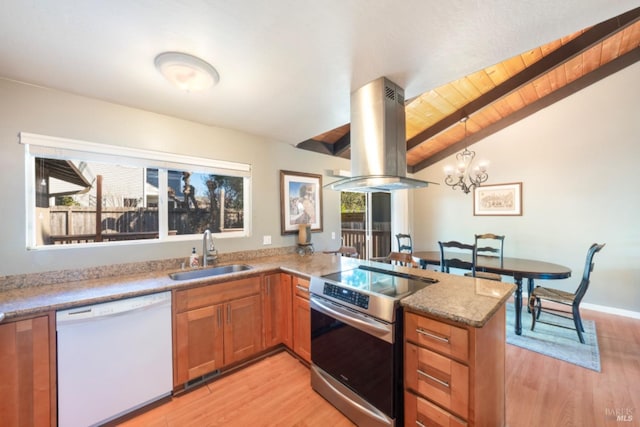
[{"xmin": 412, "ymin": 251, "xmax": 572, "ymax": 335}]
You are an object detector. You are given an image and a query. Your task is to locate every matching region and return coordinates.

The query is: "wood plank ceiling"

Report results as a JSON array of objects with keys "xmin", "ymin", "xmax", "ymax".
[{"xmin": 297, "ymin": 7, "xmax": 640, "ymax": 173}]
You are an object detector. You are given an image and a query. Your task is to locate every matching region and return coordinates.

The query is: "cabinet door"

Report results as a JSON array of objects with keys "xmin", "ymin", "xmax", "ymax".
[
  {"xmin": 175, "ymin": 304, "xmax": 224, "ymax": 385},
  {"xmin": 0, "ymin": 316, "xmax": 52, "ymax": 427},
  {"xmin": 224, "ymin": 294, "xmax": 263, "ymax": 364},
  {"xmin": 292, "ymin": 294, "xmax": 311, "ymax": 363},
  {"xmin": 263, "ymin": 273, "xmax": 292, "ymax": 349}
]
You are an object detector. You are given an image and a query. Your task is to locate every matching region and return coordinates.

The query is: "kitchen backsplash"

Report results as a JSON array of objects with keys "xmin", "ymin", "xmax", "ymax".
[{"xmin": 0, "ymin": 246, "xmax": 297, "ymax": 291}]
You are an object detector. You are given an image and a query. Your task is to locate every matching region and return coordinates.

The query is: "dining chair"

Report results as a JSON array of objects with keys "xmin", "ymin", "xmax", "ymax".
[
  {"xmin": 464, "ymin": 233, "xmax": 505, "ymax": 281},
  {"xmin": 528, "ymin": 243, "xmax": 605, "ymax": 344},
  {"xmin": 385, "ymin": 251, "xmax": 418, "ymax": 267},
  {"xmin": 335, "ymin": 246, "xmax": 359, "ymax": 258},
  {"xmin": 438, "ymin": 241, "xmax": 477, "ymax": 277},
  {"xmin": 396, "ymin": 233, "xmax": 413, "ymax": 254}
]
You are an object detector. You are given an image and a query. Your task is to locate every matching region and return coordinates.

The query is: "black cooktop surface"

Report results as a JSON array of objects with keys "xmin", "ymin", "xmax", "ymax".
[{"xmin": 321, "ymin": 265, "xmax": 438, "ymax": 299}]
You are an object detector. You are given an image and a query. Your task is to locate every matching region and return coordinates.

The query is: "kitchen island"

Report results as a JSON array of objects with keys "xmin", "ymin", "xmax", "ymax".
[
  {"xmin": 0, "ymin": 251, "xmax": 514, "ymax": 427},
  {"xmin": 401, "ymin": 270, "xmax": 514, "ymax": 426}
]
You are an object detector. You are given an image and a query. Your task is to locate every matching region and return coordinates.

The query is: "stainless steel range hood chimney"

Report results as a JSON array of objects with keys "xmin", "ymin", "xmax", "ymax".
[{"xmin": 330, "ymin": 77, "xmax": 433, "ymax": 192}]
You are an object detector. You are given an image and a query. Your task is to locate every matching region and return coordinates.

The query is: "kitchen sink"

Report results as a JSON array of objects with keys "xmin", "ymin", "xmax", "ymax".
[{"xmin": 169, "ymin": 264, "xmax": 253, "ymax": 281}]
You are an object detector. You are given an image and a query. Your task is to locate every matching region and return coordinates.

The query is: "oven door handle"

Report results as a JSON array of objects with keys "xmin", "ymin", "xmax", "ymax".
[{"xmin": 310, "ymin": 296, "xmax": 393, "ymax": 343}]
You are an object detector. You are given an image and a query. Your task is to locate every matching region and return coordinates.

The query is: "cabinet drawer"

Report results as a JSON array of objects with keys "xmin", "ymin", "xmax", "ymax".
[
  {"xmin": 293, "ymin": 277, "xmax": 310, "ymax": 300},
  {"xmin": 405, "ymin": 390, "xmax": 467, "ymax": 427},
  {"xmin": 405, "ymin": 312, "xmax": 469, "ymax": 362},
  {"xmin": 175, "ymin": 277, "xmax": 261, "ymax": 312},
  {"xmin": 405, "ymin": 342, "xmax": 469, "ymax": 419}
]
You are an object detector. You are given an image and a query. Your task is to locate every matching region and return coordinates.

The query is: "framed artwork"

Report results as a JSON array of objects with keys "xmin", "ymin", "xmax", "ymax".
[
  {"xmin": 473, "ymin": 182, "xmax": 522, "ymax": 216},
  {"xmin": 280, "ymin": 170, "xmax": 323, "ymax": 234}
]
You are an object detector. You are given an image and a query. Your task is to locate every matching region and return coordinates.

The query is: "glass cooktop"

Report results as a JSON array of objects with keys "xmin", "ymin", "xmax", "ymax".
[{"xmin": 321, "ymin": 265, "xmax": 438, "ymax": 299}]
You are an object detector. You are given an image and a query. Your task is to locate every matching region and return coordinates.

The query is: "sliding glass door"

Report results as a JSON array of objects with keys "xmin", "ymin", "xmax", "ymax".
[{"xmin": 340, "ymin": 191, "xmax": 391, "ymax": 259}]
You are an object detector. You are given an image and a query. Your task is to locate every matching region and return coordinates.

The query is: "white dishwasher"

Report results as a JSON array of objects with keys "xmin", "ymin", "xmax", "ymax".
[{"xmin": 56, "ymin": 291, "xmax": 172, "ymax": 427}]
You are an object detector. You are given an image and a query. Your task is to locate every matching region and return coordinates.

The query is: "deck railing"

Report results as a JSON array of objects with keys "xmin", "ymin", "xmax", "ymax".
[
  {"xmin": 341, "ymin": 229, "xmax": 390, "ymax": 260},
  {"xmin": 45, "ymin": 206, "xmax": 241, "ymax": 244},
  {"xmin": 49, "ymin": 231, "xmax": 159, "ymax": 244}
]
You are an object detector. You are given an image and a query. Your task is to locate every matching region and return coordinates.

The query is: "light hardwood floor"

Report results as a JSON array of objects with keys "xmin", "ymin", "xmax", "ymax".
[
  {"xmin": 120, "ymin": 308, "xmax": 639, "ymax": 427},
  {"xmin": 505, "ymin": 307, "xmax": 640, "ymax": 427},
  {"xmin": 118, "ymin": 351, "xmax": 356, "ymax": 427}
]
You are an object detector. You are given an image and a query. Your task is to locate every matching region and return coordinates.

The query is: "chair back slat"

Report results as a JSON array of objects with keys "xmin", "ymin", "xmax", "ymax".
[
  {"xmin": 438, "ymin": 241, "xmax": 477, "ymax": 276},
  {"xmin": 396, "ymin": 233, "xmax": 413, "ymax": 254},
  {"xmin": 474, "ymin": 234, "xmax": 504, "ymax": 268},
  {"xmin": 574, "ymin": 243, "xmax": 606, "ymax": 302}
]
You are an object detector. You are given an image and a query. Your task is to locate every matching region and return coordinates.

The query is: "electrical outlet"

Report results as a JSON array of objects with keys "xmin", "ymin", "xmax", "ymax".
[
  {"xmin": 263, "ymin": 235, "xmax": 272, "ymax": 245},
  {"xmin": 331, "ymin": 232, "xmax": 336, "ymax": 240}
]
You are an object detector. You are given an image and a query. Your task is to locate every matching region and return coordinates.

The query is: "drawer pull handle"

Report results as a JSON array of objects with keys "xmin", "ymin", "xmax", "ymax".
[
  {"xmin": 417, "ymin": 369, "xmax": 450, "ymax": 388},
  {"xmin": 296, "ymin": 285, "xmax": 309, "ymax": 293},
  {"xmin": 416, "ymin": 421, "xmax": 426, "ymax": 427},
  {"xmin": 416, "ymin": 328, "xmax": 449, "ymax": 343}
]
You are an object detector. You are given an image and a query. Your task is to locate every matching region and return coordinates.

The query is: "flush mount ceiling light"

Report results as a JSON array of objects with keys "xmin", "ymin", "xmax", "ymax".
[{"xmin": 154, "ymin": 52, "xmax": 219, "ymax": 92}]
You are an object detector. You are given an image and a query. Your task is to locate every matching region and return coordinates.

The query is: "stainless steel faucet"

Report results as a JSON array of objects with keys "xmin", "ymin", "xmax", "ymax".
[{"xmin": 202, "ymin": 229, "xmax": 218, "ymax": 267}]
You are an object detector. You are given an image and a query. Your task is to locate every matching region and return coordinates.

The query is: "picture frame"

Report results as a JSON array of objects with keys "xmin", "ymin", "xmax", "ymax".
[
  {"xmin": 473, "ymin": 182, "xmax": 522, "ymax": 216},
  {"xmin": 280, "ymin": 170, "xmax": 323, "ymax": 234}
]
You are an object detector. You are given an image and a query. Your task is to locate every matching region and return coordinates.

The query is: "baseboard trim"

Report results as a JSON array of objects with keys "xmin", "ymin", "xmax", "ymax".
[
  {"xmin": 522, "ymin": 293, "xmax": 640, "ymax": 320},
  {"xmin": 580, "ymin": 302, "xmax": 640, "ymax": 320}
]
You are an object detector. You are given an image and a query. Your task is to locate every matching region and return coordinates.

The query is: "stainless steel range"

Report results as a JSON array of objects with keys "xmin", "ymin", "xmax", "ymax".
[{"xmin": 309, "ymin": 264, "xmax": 438, "ymax": 427}]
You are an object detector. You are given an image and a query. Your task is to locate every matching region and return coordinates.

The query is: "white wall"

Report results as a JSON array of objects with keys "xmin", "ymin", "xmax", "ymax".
[
  {"xmin": 413, "ymin": 62, "xmax": 640, "ymax": 313},
  {"xmin": 2, "ymin": 61, "xmax": 639, "ymax": 314},
  {"xmin": 0, "ymin": 79, "xmax": 350, "ymax": 276}
]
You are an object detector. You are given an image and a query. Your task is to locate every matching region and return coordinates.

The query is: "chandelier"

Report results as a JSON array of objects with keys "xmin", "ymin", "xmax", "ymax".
[{"xmin": 443, "ymin": 117, "xmax": 488, "ymax": 194}]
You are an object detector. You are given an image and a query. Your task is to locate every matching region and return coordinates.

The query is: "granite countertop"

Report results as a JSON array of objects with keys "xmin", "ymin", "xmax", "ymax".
[
  {"xmin": 0, "ymin": 252, "xmax": 514, "ymax": 327},
  {"xmin": 399, "ymin": 269, "xmax": 516, "ymax": 327}
]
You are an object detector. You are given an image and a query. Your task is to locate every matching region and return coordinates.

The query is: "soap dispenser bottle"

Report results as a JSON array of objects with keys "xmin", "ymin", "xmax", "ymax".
[{"xmin": 189, "ymin": 247, "xmax": 199, "ymax": 268}]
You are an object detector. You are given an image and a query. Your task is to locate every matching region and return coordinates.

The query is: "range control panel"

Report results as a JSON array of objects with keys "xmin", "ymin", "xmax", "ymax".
[{"xmin": 323, "ymin": 283, "xmax": 369, "ymax": 309}]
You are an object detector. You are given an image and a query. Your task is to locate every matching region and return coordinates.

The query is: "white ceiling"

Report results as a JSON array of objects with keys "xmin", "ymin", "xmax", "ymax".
[{"xmin": 1, "ymin": 1, "xmax": 635, "ymax": 145}]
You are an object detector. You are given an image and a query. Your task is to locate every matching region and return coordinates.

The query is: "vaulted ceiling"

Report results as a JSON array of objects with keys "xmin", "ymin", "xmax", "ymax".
[
  {"xmin": 298, "ymin": 8, "xmax": 640, "ymax": 172},
  {"xmin": 1, "ymin": 2, "xmax": 638, "ymax": 158}
]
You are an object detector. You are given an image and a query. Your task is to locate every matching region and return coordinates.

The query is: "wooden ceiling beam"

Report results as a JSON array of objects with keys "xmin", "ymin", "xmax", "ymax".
[
  {"xmin": 410, "ymin": 46, "xmax": 640, "ymax": 171},
  {"xmin": 296, "ymin": 132, "xmax": 352, "ymax": 158},
  {"xmin": 406, "ymin": 6, "xmax": 640, "ymax": 151},
  {"xmin": 332, "ymin": 131, "xmax": 352, "ymax": 156},
  {"xmin": 296, "ymin": 138, "xmax": 334, "ymax": 155}
]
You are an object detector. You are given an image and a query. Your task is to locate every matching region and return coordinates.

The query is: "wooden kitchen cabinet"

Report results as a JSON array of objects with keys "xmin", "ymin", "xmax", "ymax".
[
  {"xmin": 262, "ymin": 273, "xmax": 292, "ymax": 349},
  {"xmin": 224, "ymin": 294, "xmax": 263, "ymax": 363},
  {"xmin": 174, "ymin": 277, "xmax": 263, "ymax": 387},
  {"xmin": 0, "ymin": 314, "xmax": 55, "ymax": 427},
  {"xmin": 291, "ymin": 276, "xmax": 311, "ymax": 363},
  {"xmin": 404, "ymin": 305, "xmax": 506, "ymax": 426},
  {"xmin": 175, "ymin": 304, "xmax": 225, "ymax": 384}
]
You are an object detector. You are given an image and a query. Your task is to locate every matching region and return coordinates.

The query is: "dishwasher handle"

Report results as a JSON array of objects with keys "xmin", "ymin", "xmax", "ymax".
[{"xmin": 57, "ymin": 292, "xmax": 171, "ymax": 325}]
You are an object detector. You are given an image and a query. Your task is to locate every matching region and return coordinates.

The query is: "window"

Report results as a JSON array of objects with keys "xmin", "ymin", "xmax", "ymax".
[
  {"xmin": 22, "ymin": 133, "xmax": 251, "ymax": 248},
  {"xmin": 166, "ymin": 170, "xmax": 244, "ymax": 235}
]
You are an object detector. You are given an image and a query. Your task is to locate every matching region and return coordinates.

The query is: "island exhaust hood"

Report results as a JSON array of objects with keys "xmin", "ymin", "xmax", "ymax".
[{"xmin": 330, "ymin": 77, "xmax": 434, "ymax": 192}]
